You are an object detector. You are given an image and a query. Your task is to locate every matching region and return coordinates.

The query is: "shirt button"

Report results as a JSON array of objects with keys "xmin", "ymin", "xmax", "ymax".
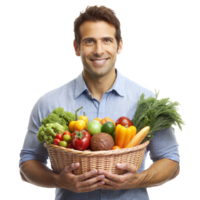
[{"xmin": 102, "ymin": 191, "xmax": 105, "ymax": 194}]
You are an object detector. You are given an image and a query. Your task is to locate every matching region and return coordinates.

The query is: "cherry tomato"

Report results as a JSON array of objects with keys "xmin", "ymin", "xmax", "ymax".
[
  {"xmin": 63, "ymin": 134, "xmax": 71, "ymax": 143},
  {"xmin": 115, "ymin": 117, "xmax": 133, "ymax": 127},
  {"xmin": 63, "ymin": 131, "xmax": 72, "ymax": 137},
  {"xmin": 59, "ymin": 141, "xmax": 67, "ymax": 147},
  {"xmin": 53, "ymin": 138, "xmax": 61, "ymax": 145},
  {"xmin": 55, "ymin": 134, "xmax": 63, "ymax": 140}
]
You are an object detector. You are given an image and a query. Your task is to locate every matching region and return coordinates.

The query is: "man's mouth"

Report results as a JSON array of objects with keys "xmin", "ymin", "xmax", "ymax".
[{"xmin": 90, "ymin": 58, "xmax": 109, "ymax": 65}]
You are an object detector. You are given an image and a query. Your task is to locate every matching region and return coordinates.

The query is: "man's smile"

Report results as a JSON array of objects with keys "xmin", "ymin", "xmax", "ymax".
[{"xmin": 89, "ymin": 58, "xmax": 110, "ymax": 65}]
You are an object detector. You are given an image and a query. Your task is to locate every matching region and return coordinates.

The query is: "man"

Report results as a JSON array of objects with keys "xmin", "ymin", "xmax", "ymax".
[{"xmin": 19, "ymin": 6, "xmax": 179, "ymax": 200}]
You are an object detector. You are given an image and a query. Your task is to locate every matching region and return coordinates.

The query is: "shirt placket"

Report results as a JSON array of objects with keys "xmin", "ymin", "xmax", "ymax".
[{"xmin": 97, "ymin": 92, "xmax": 108, "ymax": 200}]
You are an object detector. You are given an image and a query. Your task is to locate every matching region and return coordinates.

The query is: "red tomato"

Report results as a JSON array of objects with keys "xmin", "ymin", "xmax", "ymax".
[
  {"xmin": 115, "ymin": 117, "xmax": 133, "ymax": 127},
  {"xmin": 63, "ymin": 131, "xmax": 72, "ymax": 137},
  {"xmin": 55, "ymin": 134, "xmax": 63, "ymax": 140},
  {"xmin": 53, "ymin": 138, "xmax": 61, "ymax": 145},
  {"xmin": 72, "ymin": 130, "xmax": 91, "ymax": 151}
]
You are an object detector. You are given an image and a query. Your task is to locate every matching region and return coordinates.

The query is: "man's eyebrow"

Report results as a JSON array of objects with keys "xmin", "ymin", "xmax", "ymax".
[{"xmin": 82, "ymin": 37, "xmax": 114, "ymax": 43}]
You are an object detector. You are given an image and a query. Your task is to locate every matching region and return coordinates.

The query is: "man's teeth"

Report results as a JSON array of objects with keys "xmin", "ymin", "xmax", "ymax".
[
  {"xmin": 94, "ymin": 60, "xmax": 105, "ymax": 62},
  {"xmin": 93, "ymin": 59, "xmax": 107, "ymax": 61},
  {"xmin": 91, "ymin": 59, "xmax": 107, "ymax": 64}
]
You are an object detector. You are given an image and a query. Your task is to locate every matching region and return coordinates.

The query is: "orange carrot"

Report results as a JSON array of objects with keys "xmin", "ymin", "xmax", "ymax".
[{"xmin": 124, "ymin": 126, "xmax": 150, "ymax": 148}]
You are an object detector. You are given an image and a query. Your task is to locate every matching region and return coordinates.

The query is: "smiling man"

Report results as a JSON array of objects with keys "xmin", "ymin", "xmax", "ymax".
[
  {"xmin": 19, "ymin": 6, "xmax": 180, "ymax": 200},
  {"xmin": 74, "ymin": 20, "xmax": 122, "ymax": 102}
]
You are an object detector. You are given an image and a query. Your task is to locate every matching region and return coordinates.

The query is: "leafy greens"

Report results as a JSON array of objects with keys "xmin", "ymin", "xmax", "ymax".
[{"xmin": 132, "ymin": 91, "xmax": 184, "ymax": 143}]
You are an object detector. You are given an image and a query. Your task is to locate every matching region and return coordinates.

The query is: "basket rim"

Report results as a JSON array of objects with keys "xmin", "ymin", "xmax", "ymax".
[{"xmin": 44, "ymin": 140, "xmax": 149, "ymax": 156}]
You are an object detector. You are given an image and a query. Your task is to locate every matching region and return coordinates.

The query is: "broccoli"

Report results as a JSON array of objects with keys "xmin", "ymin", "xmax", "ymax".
[
  {"xmin": 63, "ymin": 111, "xmax": 75, "ymax": 124},
  {"xmin": 37, "ymin": 107, "xmax": 75, "ymax": 144},
  {"xmin": 37, "ymin": 122, "xmax": 66, "ymax": 144},
  {"xmin": 48, "ymin": 113, "xmax": 61, "ymax": 124},
  {"xmin": 41, "ymin": 107, "xmax": 75, "ymax": 126},
  {"xmin": 52, "ymin": 107, "xmax": 65, "ymax": 117},
  {"xmin": 41, "ymin": 117, "xmax": 49, "ymax": 126}
]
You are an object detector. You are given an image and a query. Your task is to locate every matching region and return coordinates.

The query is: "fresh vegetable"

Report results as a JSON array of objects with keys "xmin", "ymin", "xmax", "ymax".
[
  {"xmin": 69, "ymin": 107, "xmax": 87, "ymax": 132},
  {"xmin": 59, "ymin": 140, "xmax": 68, "ymax": 147},
  {"xmin": 79, "ymin": 112, "xmax": 89, "ymax": 124},
  {"xmin": 37, "ymin": 107, "xmax": 75, "ymax": 144},
  {"xmin": 41, "ymin": 107, "xmax": 75, "ymax": 128},
  {"xmin": 112, "ymin": 146, "xmax": 121, "ymax": 150},
  {"xmin": 116, "ymin": 117, "xmax": 133, "ymax": 127},
  {"xmin": 115, "ymin": 124, "xmax": 137, "ymax": 148},
  {"xmin": 69, "ymin": 120, "xmax": 85, "ymax": 132},
  {"xmin": 124, "ymin": 126, "xmax": 150, "ymax": 148},
  {"xmin": 101, "ymin": 121, "xmax": 115, "ymax": 135},
  {"xmin": 72, "ymin": 130, "xmax": 91, "ymax": 151},
  {"xmin": 37, "ymin": 122, "xmax": 67, "ymax": 144},
  {"xmin": 93, "ymin": 117, "xmax": 101, "ymax": 122},
  {"xmin": 63, "ymin": 131, "xmax": 72, "ymax": 137},
  {"xmin": 63, "ymin": 134, "xmax": 71, "ymax": 143},
  {"xmin": 132, "ymin": 92, "xmax": 184, "ymax": 143},
  {"xmin": 53, "ymin": 138, "xmax": 61, "ymax": 145},
  {"xmin": 55, "ymin": 134, "xmax": 63, "ymax": 141},
  {"xmin": 87, "ymin": 120, "xmax": 102, "ymax": 136},
  {"xmin": 101, "ymin": 117, "xmax": 115, "ymax": 126}
]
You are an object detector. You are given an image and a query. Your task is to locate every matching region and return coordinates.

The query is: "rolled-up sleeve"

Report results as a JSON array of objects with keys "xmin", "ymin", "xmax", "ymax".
[
  {"xmin": 147, "ymin": 128, "xmax": 180, "ymax": 163},
  {"xmin": 19, "ymin": 97, "xmax": 49, "ymax": 167}
]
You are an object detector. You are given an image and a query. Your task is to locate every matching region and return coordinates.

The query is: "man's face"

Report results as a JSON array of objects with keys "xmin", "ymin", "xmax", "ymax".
[{"xmin": 74, "ymin": 21, "xmax": 123, "ymax": 78}]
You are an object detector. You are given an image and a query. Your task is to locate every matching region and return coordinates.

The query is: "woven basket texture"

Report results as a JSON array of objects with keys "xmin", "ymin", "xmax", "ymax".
[{"xmin": 44, "ymin": 140, "xmax": 149, "ymax": 175}]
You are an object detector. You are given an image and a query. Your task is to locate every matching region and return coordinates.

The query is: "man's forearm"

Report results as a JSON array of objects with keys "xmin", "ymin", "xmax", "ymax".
[
  {"xmin": 134, "ymin": 158, "xmax": 179, "ymax": 188},
  {"xmin": 20, "ymin": 160, "xmax": 59, "ymax": 188}
]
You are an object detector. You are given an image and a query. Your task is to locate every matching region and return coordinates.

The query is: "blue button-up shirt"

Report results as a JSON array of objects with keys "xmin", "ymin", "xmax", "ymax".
[{"xmin": 20, "ymin": 69, "xmax": 179, "ymax": 200}]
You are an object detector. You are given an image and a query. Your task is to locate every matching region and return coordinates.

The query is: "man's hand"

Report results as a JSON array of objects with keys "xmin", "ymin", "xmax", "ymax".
[
  {"xmin": 98, "ymin": 159, "xmax": 179, "ymax": 190},
  {"xmin": 98, "ymin": 163, "xmax": 138, "ymax": 190},
  {"xmin": 55, "ymin": 163, "xmax": 105, "ymax": 193}
]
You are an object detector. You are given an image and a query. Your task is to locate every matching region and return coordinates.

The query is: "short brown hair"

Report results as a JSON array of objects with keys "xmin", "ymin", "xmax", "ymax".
[{"xmin": 74, "ymin": 6, "xmax": 122, "ymax": 48}]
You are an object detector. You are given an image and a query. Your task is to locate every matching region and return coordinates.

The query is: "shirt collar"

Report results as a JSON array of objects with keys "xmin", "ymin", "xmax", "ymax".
[{"xmin": 74, "ymin": 69, "xmax": 125, "ymax": 99}]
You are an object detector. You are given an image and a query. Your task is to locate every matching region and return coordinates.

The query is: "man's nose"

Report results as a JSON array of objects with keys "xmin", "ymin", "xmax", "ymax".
[{"xmin": 93, "ymin": 41, "xmax": 104, "ymax": 56}]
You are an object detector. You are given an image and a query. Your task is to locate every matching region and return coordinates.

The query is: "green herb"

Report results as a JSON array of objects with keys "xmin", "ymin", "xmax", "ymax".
[{"xmin": 132, "ymin": 91, "xmax": 184, "ymax": 143}]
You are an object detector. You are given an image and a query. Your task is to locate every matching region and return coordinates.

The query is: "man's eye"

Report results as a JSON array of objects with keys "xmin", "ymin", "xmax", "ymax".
[
  {"xmin": 86, "ymin": 40, "xmax": 93, "ymax": 44},
  {"xmin": 104, "ymin": 39, "xmax": 111, "ymax": 43}
]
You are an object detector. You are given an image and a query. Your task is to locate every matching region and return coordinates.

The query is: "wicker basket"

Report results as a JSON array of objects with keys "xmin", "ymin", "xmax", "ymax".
[{"xmin": 44, "ymin": 140, "xmax": 149, "ymax": 175}]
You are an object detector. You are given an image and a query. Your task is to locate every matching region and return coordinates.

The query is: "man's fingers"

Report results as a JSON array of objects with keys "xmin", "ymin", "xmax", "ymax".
[
  {"xmin": 116, "ymin": 163, "xmax": 137, "ymax": 173},
  {"xmin": 64, "ymin": 163, "xmax": 80, "ymax": 173},
  {"xmin": 74, "ymin": 171, "xmax": 105, "ymax": 193},
  {"xmin": 80, "ymin": 175, "xmax": 105, "ymax": 188},
  {"xmin": 77, "ymin": 169, "xmax": 98, "ymax": 181}
]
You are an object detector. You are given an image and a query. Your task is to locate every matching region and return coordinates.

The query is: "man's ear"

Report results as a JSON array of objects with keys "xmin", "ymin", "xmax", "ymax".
[
  {"xmin": 73, "ymin": 40, "xmax": 80, "ymax": 56},
  {"xmin": 117, "ymin": 39, "xmax": 123, "ymax": 54}
]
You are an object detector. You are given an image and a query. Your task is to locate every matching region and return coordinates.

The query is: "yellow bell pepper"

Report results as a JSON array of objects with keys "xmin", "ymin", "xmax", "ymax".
[
  {"xmin": 69, "ymin": 120, "xmax": 86, "ymax": 132},
  {"xmin": 115, "ymin": 124, "xmax": 137, "ymax": 148},
  {"xmin": 79, "ymin": 112, "xmax": 89, "ymax": 124},
  {"xmin": 69, "ymin": 107, "xmax": 88, "ymax": 132},
  {"xmin": 93, "ymin": 117, "xmax": 101, "ymax": 122}
]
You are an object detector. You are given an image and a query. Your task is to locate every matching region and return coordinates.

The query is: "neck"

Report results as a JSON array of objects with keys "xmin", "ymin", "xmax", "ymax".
[{"xmin": 83, "ymin": 68, "xmax": 116, "ymax": 102}]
